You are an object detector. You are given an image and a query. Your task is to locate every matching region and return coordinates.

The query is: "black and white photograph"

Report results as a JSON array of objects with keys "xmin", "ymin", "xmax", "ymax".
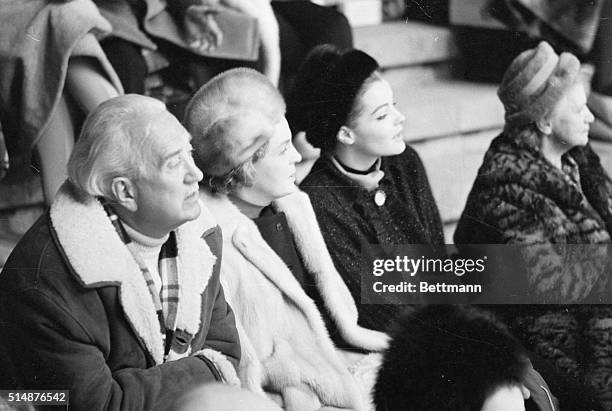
[{"xmin": 1, "ymin": 0, "xmax": 612, "ymax": 409}]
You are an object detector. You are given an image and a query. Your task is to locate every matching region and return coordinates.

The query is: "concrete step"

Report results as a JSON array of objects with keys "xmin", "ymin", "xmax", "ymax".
[
  {"xmin": 390, "ymin": 77, "xmax": 505, "ymax": 141},
  {"xmin": 354, "ymin": 21, "xmax": 458, "ymax": 69},
  {"xmin": 382, "ymin": 62, "xmax": 452, "ymax": 89},
  {"xmin": 412, "ymin": 127, "xmax": 500, "ymax": 228},
  {"xmin": 591, "ymin": 139, "xmax": 612, "ymax": 177}
]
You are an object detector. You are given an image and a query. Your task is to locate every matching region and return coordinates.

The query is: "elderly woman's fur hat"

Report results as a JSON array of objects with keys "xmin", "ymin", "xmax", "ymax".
[{"xmin": 498, "ymin": 41, "xmax": 581, "ymax": 127}]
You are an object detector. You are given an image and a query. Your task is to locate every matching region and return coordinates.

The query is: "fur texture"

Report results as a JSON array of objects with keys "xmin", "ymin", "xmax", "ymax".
[
  {"xmin": 455, "ymin": 132, "xmax": 612, "ymax": 407},
  {"xmin": 201, "ymin": 188, "xmax": 383, "ymax": 410},
  {"xmin": 455, "ymin": 133, "xmax": 612, "ymax": 300},
  {"xmin": 374, "ymin": 306, "xmax": 536, "ymax": 411},
  {"xmin": 50, "ymin": 183, "xmax": 235, "ymax": 380}
]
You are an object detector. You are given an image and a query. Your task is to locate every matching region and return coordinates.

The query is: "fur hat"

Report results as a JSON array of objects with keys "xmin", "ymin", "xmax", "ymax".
[
  {"xmin": 498, "ymin": 41, "xmax": 581, "ymax": 127},
  {"xmin": 286, "ymin": 45, "xmax": 379, "ymax": 153},
  {"xmin": 374, "ymin": 305, "xmax": 530, "ymax": 411}
]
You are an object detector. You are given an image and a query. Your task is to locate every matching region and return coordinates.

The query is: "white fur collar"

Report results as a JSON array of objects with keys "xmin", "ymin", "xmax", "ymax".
[
  {"xmin": 273, "ymin": 191, "xmax": 389, "ymax": 351},
  {"xmin": 50, "ymin": 183, "xmax": 217, "ymax": 364},
  {"xmin": 200, "ymin": 188, "xmax": 388, "ymax": 352}
]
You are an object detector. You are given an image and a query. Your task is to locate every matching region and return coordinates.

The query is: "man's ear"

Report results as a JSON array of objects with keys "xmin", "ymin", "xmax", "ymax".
[
  {"xmin": 535, "ymin": 116, "xmax": 553, "ymax": 135},
  {"xmin": 111, "ymin": 177, "xmax": 138, "ymax": 212},
  {"xmin": 337, "ymin": 126, "xmax": 355, "ymax": 146}
]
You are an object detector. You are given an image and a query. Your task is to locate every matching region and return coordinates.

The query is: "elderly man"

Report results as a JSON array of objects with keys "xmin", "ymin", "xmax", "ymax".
[{"xmin": 0, "ymin": 95, "xmax": 240, "ymax": 409}]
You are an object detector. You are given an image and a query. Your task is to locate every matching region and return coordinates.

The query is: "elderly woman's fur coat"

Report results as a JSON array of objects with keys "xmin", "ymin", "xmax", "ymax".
[
  {"xmin": 200, "ymin": 188, "xmax": 387, "ymax": 411},
  {"xmin": 455, "ymin": 130, "xmax": 612, "ymax": 408}
]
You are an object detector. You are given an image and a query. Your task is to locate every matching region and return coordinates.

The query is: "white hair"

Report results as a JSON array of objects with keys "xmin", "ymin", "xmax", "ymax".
[{"xmin": 67, "ymin": 94, "xmax": 167, "ymax": 199}]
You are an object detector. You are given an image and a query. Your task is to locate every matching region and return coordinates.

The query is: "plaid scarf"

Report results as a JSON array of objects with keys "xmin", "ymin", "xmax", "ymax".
[{"xmin": 102, "ymin": 202, "xmax": 180, "ymax": 358}]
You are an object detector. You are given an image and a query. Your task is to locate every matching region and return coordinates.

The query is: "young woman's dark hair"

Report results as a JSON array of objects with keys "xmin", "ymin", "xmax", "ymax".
[{"xmin": 286, "ymin": 45, "xmax": 379, "ymax": 153}]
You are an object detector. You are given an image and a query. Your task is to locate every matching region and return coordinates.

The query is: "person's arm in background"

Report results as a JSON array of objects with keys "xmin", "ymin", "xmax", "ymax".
[
  {"xmin": 219, "ymin": 0, "xmax": 281, "ymax": 85},
  {"xmin": 38, "ymin": 52, "xmax": 121, "ymax": 203}
]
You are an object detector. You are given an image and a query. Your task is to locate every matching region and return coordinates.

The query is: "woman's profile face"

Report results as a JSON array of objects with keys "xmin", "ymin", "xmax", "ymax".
[
  {"xmin": 248, "ymin": 117, "xmax": 302, "ymax": 203},
  {"xmin": 548, "ymin": 82, "xmax": 594, "ymax": 149},
  {"xmin": 345, "ymin": 78, "xmax": 406, "ymax": 158}
]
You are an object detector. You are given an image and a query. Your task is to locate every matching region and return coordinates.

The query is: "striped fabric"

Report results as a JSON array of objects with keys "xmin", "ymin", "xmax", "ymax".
[{"xmin": 102, "ymin": 202, "xmax": 180, "ymax": 357}]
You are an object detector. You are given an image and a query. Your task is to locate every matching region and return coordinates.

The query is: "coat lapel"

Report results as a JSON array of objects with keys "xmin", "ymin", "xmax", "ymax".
[
  {"xmin": 51, "ymin": 183, "xmax": 217, "ymax": 364},
  {"xmin": 174, "ymin": 204, "xmax": 217, "ymax": 339},
  {"xmin": 274, "ymin": 191, "xmax": 389, "ymax": 351},
  {"xmin": 200, "ymin": 190, "xmax": 332, "ymax": 342}
]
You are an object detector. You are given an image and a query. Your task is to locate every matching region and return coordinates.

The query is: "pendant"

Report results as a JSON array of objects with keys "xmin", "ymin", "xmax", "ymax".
[{"xmin": 374, "ymin": 190, "xmax": 386, "ymax": 207}]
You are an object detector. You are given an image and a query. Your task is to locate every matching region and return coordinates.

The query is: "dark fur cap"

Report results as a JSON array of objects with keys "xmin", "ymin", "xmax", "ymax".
[
  {"xmin": 374, "ymin": 305, "xmax": 529, "ymax": 411},
  {"xmin": 286, "ymin": 45, "xmax": 379, "ymax": 153}
]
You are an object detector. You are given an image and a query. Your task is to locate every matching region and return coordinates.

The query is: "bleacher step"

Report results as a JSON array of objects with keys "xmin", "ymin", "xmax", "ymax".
[
  {"xmin": 391, "ymin": 77, "xmax": 505, "ymax": 141},
  {"xmin": 354, "ymin": 21, "xmax": 458, "ymax": 68},
  {"xmin": 412, "ymin": 128, "xmax": 500, "ymax": 231}
]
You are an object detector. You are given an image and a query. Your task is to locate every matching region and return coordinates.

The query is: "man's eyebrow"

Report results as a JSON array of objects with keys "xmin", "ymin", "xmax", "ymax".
[
  {"xmin": 161, "ymin": 143, "xmax": 191, "ymax": 161},
  {"xmin": 160, "ymin": 148, "xmax": 182, "ymax": 163},
  {"xmin": 371, "ymin": 103, "xmax": 389, "ymax": 115}
]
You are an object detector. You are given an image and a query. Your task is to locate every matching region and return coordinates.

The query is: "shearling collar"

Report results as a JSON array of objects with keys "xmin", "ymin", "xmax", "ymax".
[{"xmin": 50, "ymin": 182, "xmax": 218, "ymax": 364}]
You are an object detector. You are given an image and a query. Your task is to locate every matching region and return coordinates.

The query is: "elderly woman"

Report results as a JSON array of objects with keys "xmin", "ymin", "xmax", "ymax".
[
  {"xmin": 455, "ymin": 42, "xmax": 612, "ymax": 407},
  {"xmin": 0, "ymin": 95, "xmax": 240, "ymax": 409},
  {"xmin": 287, "ymin": 45, "xmax": 445, "ymax": 332},
  {"xmin": 184, "ymin": 68, "xmax": 387, "ymax": 410}
]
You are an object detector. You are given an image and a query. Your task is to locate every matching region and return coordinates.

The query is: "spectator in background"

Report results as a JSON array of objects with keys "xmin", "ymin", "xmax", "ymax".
[
  {"xmin": 270, "ymin": 0, "xmax": 353, "ymax": 90},
  {"xmin": 0, "ymin": 95, "xmax": 241, "ymax": 409},
  {"xmin": 97, "ymin": 0, "xmax": 352, "ymax": 97},
  {"xmin": 455, "ymin": 41, "xmax": 612, "ymax": 408},
  {"xmin": 1, "ymin": 0, "xmax": 122, "ymax": 203},
  {"xmin": 290, "ymin": 45, "xmax": 445, "ymax": 332},
  {"xmin": 185, "ymin": 68, "xmax": 387, "ymax": 410},
  {"xmin": 374, "ymin": 305, "xmax": 557, "ymax": 411}
]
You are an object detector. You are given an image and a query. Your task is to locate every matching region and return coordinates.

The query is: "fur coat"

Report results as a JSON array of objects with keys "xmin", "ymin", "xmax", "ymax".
[
  {"xmin": 200, "ymin": 188, "xmax": 388, "ymax": 411},
  {"xmin": 0, "ymin": 183, "xmax": 240, "ymax": 410},
  {"xmin": 454, "ymin": 130, "xmax": 612, "ymax": 408},
  {"xmin": 454, "ymin": 132, "xmax": 612, "ymax": 300}
]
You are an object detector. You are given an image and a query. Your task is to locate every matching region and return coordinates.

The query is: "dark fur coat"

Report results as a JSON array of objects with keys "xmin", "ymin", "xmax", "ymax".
[{"xmin": 455, "ymin": 129, "xmax": 612, "ymax": 408}]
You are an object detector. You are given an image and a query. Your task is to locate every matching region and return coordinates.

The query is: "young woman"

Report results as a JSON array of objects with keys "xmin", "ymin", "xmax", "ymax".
[
  {"xmin": 287, "ymin": 45, "xmax": 445, "ymax": 332},
  {"xmin": 455, "ymin": 41, "xmax": 612, "ymax": 408},
  {"xmin": 184, "ymin": 68, "xmax": 387, "ymax": 410}
]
